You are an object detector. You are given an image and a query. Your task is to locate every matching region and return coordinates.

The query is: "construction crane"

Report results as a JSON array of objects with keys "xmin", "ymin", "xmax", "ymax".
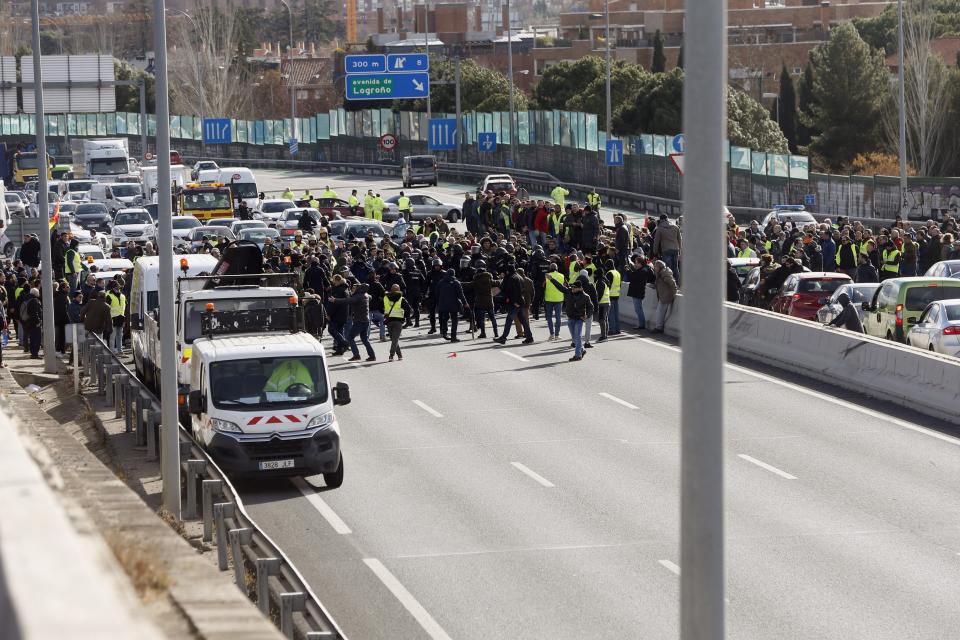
[{"xmin": 346, "ymin": 0, "xmax": 357, "ymax": 43}]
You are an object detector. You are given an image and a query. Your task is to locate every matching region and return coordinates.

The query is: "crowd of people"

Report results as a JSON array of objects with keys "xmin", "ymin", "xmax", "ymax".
[{"xmin": 5, "ymin": 181, "xmax": 960, "ymax": 367}]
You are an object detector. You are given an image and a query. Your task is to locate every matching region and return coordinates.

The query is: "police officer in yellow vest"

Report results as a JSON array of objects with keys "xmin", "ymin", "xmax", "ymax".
[
  {"xmin": 300, "ymin": 189, "xmax": 312, "ymax": 203},
  {"xmin": 363, "ymin": 190, "xmax": 375, "ymax": 218},
  {"xmin": 737, "ymin": 238, "xmax": 757, "ymax": 259},
  {"xmin": 604, "ymin": 259, "xmax": 622, "ymax": 335},
  {"xmin": 880, "ymin": 240, "xmax": 901, "ymax": 281},
  {"xmin": 397, "ymin": 191, "xmax": 412, "ymax": 220},
  {"xmin": 551, "ymin": 184, "xmax": 569, "ymax": 209},
  {"xmin": 320, "ymin": 185, "xmax": 338, "ymax": 199},
  {"xmin": 105, "ymin": 280, "xmax": 126, "ymax": 353},
  {"xmin": 348, "ymin": 189, "xmax": 360, "ymax": 216},
  {"xmin": 383, "ymin": 284, "xmax": 413, "ymax": 361},
  {"xmin": 290, "ymin": 232, "xmax": 307, "ymax": 252},
  {"xmin": 64, "ymin": 238, "xmax": 82, "ymax": 294},
  {"xmin": 281, "ymin": 187, "xmax": 295, "ymax": 201},
  {"xmin": 308, "ymin": 195, "xmax": 320, "ymax": 209},
  {"xmin": 586, "ymin": 189, "xmax": 601, "ymax": 211},
  {"xmin": 373, "ymin": 193, "xmax": 385, "ymax": 222},
  {"xmin": 543, "ymin": 265, "xmax": 566, "ymax": 341}
]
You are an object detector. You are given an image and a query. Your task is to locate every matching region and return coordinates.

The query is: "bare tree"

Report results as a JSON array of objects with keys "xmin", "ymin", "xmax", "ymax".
[
  {"xmin": 167, "ymin": 0, "xmax": 252, "ymax": 120},
  {"xmin": 885, "ymin": 0, "xmax": 953, "ymax": 176}
]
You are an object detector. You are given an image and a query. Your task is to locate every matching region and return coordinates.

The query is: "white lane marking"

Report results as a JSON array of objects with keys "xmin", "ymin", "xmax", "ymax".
[
  {"xmin": 412, "ymin": 399, "xmax": 443, "ymax": 418},
  {"xmin": 737, "ymin": 454, "xmax": 797, "ymax": 480},
  {"xmin": 510, "ymin": 461, "xmax": 556, "ymax": 487},
  {"xmin": 363, "ymin": 558, "xmax": 453, "ymax": 640},
  {"xmin": 291, "ymin": 477, "xmax": 353, "ymax": 534},
  {"xmin": 599, "ymin": 392, "xmax": 639, "ymax": 410},
  {"xmin": 341, "ymin": 356, "xmax": 361, "ymax": 368},
  {"xmin": 501, "ymin": 351, "xmax": 529, "ymax": 362},
  {"xmin": 627, "ymin": 334, "xmax": 960, "ymax": 449},
  {"xmin": 658, "ymin": 559, "xmax": 680, "ymax": 575}
]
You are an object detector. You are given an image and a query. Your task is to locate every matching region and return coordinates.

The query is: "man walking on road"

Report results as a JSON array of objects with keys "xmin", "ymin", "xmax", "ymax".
[
  {"xmin": 652, "ymin": 215, "xmax": 682, "ymax": 284},
  {"xmin": 652, "ymin": 260, "xmax": 677, "ymax": 333},
  {"xmin": 495, "ymin": 264, "xmax": 534, "ymax": 345}
]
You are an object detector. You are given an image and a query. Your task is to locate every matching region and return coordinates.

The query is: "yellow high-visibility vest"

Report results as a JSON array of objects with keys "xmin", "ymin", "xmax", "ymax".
[
  {"xmin": 598, "ymin": 281, "xmax": 610, "ymax": 305},
  {"xmin": 64, "ymin": 249, "xmax": 82, "ymax": 275},
  {"xmin": 264, "ymin": 360, "xmax": 313, "ymax": 393},
  {"xmin": 881, "ymin": 249, "xmax": 901, "ymax": 273},
  {"xmin": 384, "ymin": 295, "xmax": 405, "ymax": 319},
  {"xmin": 608, "ymin": 269, "xmax": 621, "ymax": 298},
  {"xmin": 106, "ymin": 291, "xmax": 126, "ymax": 318},
  {"xmin": 397, "ymin": 196, "xmax": 411, "ymax": 212},
  {"xmin": 544, "ymin": 273, "xmax": 566, "ymax": 303}
]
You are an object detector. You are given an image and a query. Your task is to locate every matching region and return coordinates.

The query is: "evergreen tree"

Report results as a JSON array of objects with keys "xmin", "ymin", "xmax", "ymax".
[
  {"xmin": 677, "ymin": 44, "xmax": 684, "ymax": 70},
  {"xmin": 796, "ymin": 61, "xmax": 816, "ymax": 148},
  {"xmin": 776, "ymin": 64, "xmax": 798, "ymax": 153},
  {"xmin": 651, "ymin": 30, "xmax": 666, "ymax": 73}
]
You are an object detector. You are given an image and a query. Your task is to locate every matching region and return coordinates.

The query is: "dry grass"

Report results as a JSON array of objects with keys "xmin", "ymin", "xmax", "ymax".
[
  {"xmin": 106, "ymin": 533, "xmax": 171, "ymax": 601},
  {"xmin": 157, "ymin": 506, "xmax": 185, "ymax": 537}
]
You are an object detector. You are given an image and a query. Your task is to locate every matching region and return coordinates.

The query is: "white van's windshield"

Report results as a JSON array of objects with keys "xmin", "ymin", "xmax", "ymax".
[{"xmin": 210, "ymin": 356, "xmax": 328, "ymax": 409}]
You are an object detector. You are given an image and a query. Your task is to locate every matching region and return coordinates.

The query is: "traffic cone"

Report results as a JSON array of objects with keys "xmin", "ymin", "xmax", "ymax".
[{"xmin": 447, "ymin": 352, "xmax": 457, "ymax": 358}]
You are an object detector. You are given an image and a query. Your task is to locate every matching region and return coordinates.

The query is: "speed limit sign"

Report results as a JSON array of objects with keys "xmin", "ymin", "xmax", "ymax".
[{"xmin": 379, "ymin": 133, "xmax": 398, "ymax": 151}]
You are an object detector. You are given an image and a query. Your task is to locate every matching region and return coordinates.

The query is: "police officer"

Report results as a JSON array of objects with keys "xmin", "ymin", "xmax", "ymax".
[
  {"xmin": 63, "ymin": 238, "xmax": 82, "ymax": 295},
  {"xmin": 281, "ymin": 186, "xmax": 295, "ymax": 201},
  {"xmin": 373, "ymin": 193, "xmax": 385, "ymax": 222},
  {"xmin": 105, "ymin": 279, "xmax": 126, "ymax": 352},
  {"xmin": 586, "ymin": 188, "xmax": 601, "ymax": 211},
  {"xmin": 321, "ymin": 185, "xmax": 338, "ymax": 199},
  {"xmin": 397, "ymin": 191, "xmax": 412, "ymax": 219},
  {"xmin": 551, "ymin": 184, "xmax": 569, "ymax": 209},
  {"xmin": 604, "ymin": 259, "xmax": 622, "ymax": 335},
  {"xmin": 348, "ymin": 189, "xmax": 360, "ymax": 216},
  {"xmin": 363, "ymin": 189, "xmax": 375, "ymax": 218},
  {"xmin": 384, "ymin": 284, "xmax": 414, "ymax": 361}
]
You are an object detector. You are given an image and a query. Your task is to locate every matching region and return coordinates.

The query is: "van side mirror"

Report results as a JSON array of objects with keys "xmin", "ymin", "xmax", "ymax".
[
  {"xmin": 332, "ymin": 381, "xmax": 351, "ymax": 406},
  {"xmin": 130, "ymin": 313, "xmax": 142, "ymax": 330},
  {"xmin": 188, "ymin": 390, "xmax": 205, "ymax": 415}
]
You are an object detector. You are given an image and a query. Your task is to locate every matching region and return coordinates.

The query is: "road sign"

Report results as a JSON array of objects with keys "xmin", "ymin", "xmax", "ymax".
[
  {"xmin": 203, "ymin": 118, "xmax": 232, "ymax": 145},
  {"xmin": 428, "ymin": 118, "xmax": 457, "ymax": 151},
  {"xmin": 804, "ymin": 193, "xmax": 816, "ymax": 206},
  {"xmin": 478, "ymin": 132, "xmax": 497, "ymax": 152},
  {"xmin": 345, "ymin": 54, "xmax": 386, "ymax": 74},
  {"xmin": 345, "ymin": 72, "xmax": 429, "ymax": 101},
  {"xmin": 379, "ymin": 133, "xmax": 398, "ymax": 151},
  {"xmin": 289, "ymin": 138, "xmax": 299, "ymax": 156},
  {"xmin": 606, "ymin": 139, "xmax": 624, "ymax": 166},
  {"xmin": 144, "ymin": 152, "xmax": 154, "ymax": 161},
  {"xmin": 671, "ymin": 134, "xmax": 685, "ymax": 153},
  {"xmin": 387, "ymin": 54, "xmax": 429, "ymax": 72},
  {"xmin": 669, "ymin": 153, "xmax": 684, "ymax": 175}
]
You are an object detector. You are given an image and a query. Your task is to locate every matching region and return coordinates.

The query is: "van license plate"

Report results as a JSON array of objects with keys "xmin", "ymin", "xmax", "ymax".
[{"xmin": 259, "ymin": 459, "xmax": 295, "ymax": 471}]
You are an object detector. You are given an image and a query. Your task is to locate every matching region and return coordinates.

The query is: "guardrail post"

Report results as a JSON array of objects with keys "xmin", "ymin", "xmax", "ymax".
[
  {"xmin": 124, "ymin": 382, "xmax": 135, "ymax": 433},
  {"xmin": 185, "ymin": 459, "xmax": 207, "ymax": 519},
  {"xmin": 306, "ymin": 632, "xmax": 335, "ymax": 639},
  {"xmin": 95, "ymin": 350, "xmax": 105, "ymax": 394},
  {"xmin": 116, "ymin": 373, "xmax": 129, "ymax": 420},
  {"xmin": 146, "ymin": 409, "xmax": 159, "ymax": 461},
  {"xmin": 136, "ymin": 390, "xmax": 150, "ymax": 447},
  {"xmin": 86, "ymin": 343, "xmax": 96, "ymax": 380},
  {"xmin": 280, "ymin": 592, "xmax": 307, "ymax": 639},
  {"xmin": 72, "ymin": 324, "xmax": 80, "ymax": 394},
  {"xmin": 104, "ymin": 363, "xmax": 116, "ymax": 405},
  {"xmin": 255, "ymin": 557, "xmax": 281, "ymax": 615},
  {"xmin": 201, "ymin": 479, "xmax": 223, "ymax": 542},
  {"xmin": 228, "ymin": 527, "xmax": 253, "ymax": 591},
  {"xmin": 214, "ymin": 502, "xmax": 236, "ymax": 570},
  {"xmin": 179, "ymin": 439, "xmax": 191, "ymax": 463}
]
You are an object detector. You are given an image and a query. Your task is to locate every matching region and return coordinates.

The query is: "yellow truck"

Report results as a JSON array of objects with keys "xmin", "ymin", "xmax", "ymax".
[{"xmin": 178, "ymin": 183, "xmax": 234, "ymax": 221}]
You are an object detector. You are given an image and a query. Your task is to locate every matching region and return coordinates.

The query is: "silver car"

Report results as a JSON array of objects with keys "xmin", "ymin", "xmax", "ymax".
[
  {"xmin": 237, "ymin": 227, "xmax": 280, "ymax": 251},
  {"xmin": 906, "ymin": 299, "xmax": 960, "ymax": 356},
  {"xmin": 383, "ymin": 193, "xmax": 461, "ymax": 222},
  {"xmin": 816, "ymin": 283, "xmax": 880, "ymax": 324},
  {"xmin": 923, "ymin": 260, "xmax": 960, "ymax": 279}
]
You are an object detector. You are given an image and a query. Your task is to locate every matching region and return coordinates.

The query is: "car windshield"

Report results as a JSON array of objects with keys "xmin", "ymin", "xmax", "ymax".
[
  {"xmin": 210, "ymin": 356, "xmax": 328, "ymax": 409},
  {"xmin": 89, "ymin": 157, "xmax": 128, "ymax": 175},
  {"xmin": 240, "ymin": 229, "xmax": 278, "ymax": 241},
  {"xmin": 114, "ymin": 211, "xmax": 151, "ymax": 225},
  {"xmin": 111, "ymin": 184, "xmax": 141, "ymax": 197},
  {"xmin": 905, "ymin": 285, "xmax": 960, "ymax": 311},
  {"xmin": 262, "ymin": 201, "xmax": 294, "ymax": 213},
  {"xmin": 231, "ymin": 182, "xmax": 258, "ymax": 199},
  {"xmin": 798, "ymin": 278, "xmax": 848, "ymax": 293},
  {"xmin": 16, "ymin": 153, "xmax": 39, "ymax": 169},
  {"xmin": 68, "ymin": 181, "xmax": 96, "ymax": 192},
  {"xmin": 172, "ymin": 217, "xmax": 201, "ymax": 229},
  {"xmin": 234, "ymin": 222, "xmax": 265, "ymax": 230},
  {"xmin": 345, "ymin": 223, "xmax": 383, "ymax": 237},
  {"xmin": 183, "ymin": 190, "xmax": 232, "ymax": 210},
  {"xmin": 284, "ymin": 210, "xmax": 311, "ymax": 221},
  {"xmin": 780, "ymin": 213, "xmax": 816, "ymax": 225},
  {"xmin": 75, "ymin": 204, "xmax": 108, "ymax": 216},
  {"xmin": 847, "ymin": 285, "xmax": 879, "ymax": 303},
  {"xmin": 183, "ymin": 297, "xmax": 292, "ymax": 344},
  {"xmin": 488, "ymin": 181, "xmax": 513, "ymax": 191},
  {"xmin": 4, "ymin": 194, "xmax": 18, "ymax": 203}
]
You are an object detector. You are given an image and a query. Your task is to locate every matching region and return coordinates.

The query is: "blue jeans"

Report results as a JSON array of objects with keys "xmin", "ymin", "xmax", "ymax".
[
  {"xmin": 370, "ymin": 311, "xmax": 385, "ymax": 340},
  {"xmin": 110, "ymin": 322, "xmax": 124, "ymax": 351},
  {"xmin": 608, "ymin": 297, "xmax": 620, "ymax": 333},
  {"xmin": 501, "ymin": 305, "xmax": 531, "ymax": 340},
  {"xmin": 347, "ymin": 320, "xmax": 374, "ymax": 358},
  {"xmin": 662, "ymin": 249, "xmax": 680, "ymax": 284},
  {"xmin": 632, "ymin": 296, "xmax": 646, "ymax": 329},
  {"xmin": 529, "ymin": 230, "xmax": 546, "ymax": 248},
  {"xmin": 474, "ymin": 307, "xmax": 498, "ymax": 336},
  {"xmin": 545, "ymin": 301, "xmax": 563, "ymax": 336},
  {"xmin": 567, "ymin": 318, "xmax": 584, "ymax": 357}
]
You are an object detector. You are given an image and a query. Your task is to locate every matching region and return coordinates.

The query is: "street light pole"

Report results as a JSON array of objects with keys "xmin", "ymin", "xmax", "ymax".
[
  {"xmin": 30, "ymin": 0, "xmax": 57, "ymax": 374},
  {"xmin": 425, "ymin": 2, "xmax": 431, "ymax": 120},
  {"xmin": 604, "ymin": 0, "xmax": 611, "ymax": 187},
  {"xmin": 896, "ymin": 0, "xmax": 908, "ymax": 215},
  {"xmin": 506, "ymin": 0, "xmax": 515, "ymax": 168},
  {"xmin": 280, "ymin": 0, "xmax": 296, "ymax": 144},
  {"xmin": 154, "ymin": 0, "xmax": 181, "ymax": 519}
]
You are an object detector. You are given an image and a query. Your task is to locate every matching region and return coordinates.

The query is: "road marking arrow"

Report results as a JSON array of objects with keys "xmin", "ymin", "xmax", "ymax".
[{"xmin": 412, "ymin": 78, "xmax": 424, "ymax": 92}]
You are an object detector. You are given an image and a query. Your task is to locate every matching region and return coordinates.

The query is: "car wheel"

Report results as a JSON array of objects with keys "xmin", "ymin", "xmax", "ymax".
[
  {"xmin": 447, "ymin": 209, "xmax": 459, "ymax": 222},
  {"xmin": 323, "ymin": 454, "xmax": 344, "ymax": 488}
]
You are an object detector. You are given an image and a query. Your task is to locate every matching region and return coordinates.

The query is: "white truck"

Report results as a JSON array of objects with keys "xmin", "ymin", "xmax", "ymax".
[
  {"xmin": 70, "ymin": 138, "xmax": 137, "ymax": 182},
  {"xmin": 141, "ymin": 164, "xmax": 191, "ymax": 202},
  {"xmin": 186, "ymin": 332, "xmax": 348, "ymax": 484},
  {"xmin": 198, "ymin": 167, "xmax": 259, "ymax": 211}
]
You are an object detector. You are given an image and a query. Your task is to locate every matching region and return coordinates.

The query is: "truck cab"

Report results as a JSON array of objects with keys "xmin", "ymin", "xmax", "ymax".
[{"xmin": 187, "ymin": 332, "xmax": 349, "ymax": 485}]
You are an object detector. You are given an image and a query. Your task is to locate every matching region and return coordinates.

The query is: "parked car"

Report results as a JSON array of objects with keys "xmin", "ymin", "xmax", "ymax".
[
  {"xmin": 816, "ymin": 283, "xmax": 880, "ymax": 325},
  {"xmin": 326, "ymin": 219, "xmax": 387, "ymax": 245},
  {"xmin": 480, "ymin": 174, "xmax": 517, "ymax": 197},
  {"xmin": 111, "ymin": 208, "xmax": 157, "ymax": 245},
  {"xmin": 206, "ymin": 217, "xmax": 239, "ymax": 228},
  {"xmin": 275, "ymin": 208, "xmax": 322, "ymax": 239},
  {"xmin": 770, "ymin": 272, "xmax": 852, "ymax": 320},
  {"xmin": 191, "ymin": 160, "xmax": 219, "ymax": 181},
  {"xmin": 171, "ymin": 215, "xmax": 203, "ymax": 243},
  {"xmin": 4, "ymin": 192, "xmax": 26, "ymax": 217},
  {"xmin": 760, "ymin": 205, "xmax": 817, "ymax": 230},
  {"xmin": 73, "ymin": 202, "xmax": 113, "ymax": 233},
  {"xmin": 255, "ymin": 199, "xmax": 296, "ymax": 223},
  {"xmin": 237, "ymin": 227, "xmax": 281, "ymax": 251},
  {"xmin": 230, "ymin": 220, "xmax": 267, "ymax": 235},
  {"xmin": 863, "ymin": 277, "xmax": 960, "ymax": 342},
  {"xmin": 82, "ymin": 257, "xmax": 133, "ymax": 275},
  {"xmin": 906, "ymin": 299, "xmax": 960, "ymax": 356},
  {"xmin": 401, "ymin": 154, "xmax": 438, "ymax": 188},
  {"xmin": 187, "ymin": 226, "xmax": 235, "ymax": 250},
  {"xmin": 923, "ymin": 260, "xmax": 960, "ymax": 279},
  {"xmin": 77, "ymin": 243, "xmax": 106, "ymax": 260},
  {"xmin": 383, "ymin": 193, "xmax": 461, "ymax": 222},
  {"xmin": 728, "ymin": 257, "xmax": 760, "ymax": 284}
]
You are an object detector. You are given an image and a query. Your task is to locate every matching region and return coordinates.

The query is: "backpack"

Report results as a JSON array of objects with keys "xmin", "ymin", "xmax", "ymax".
[{"xmin": 19, "ymin": 299, "xmax": 32, "ymax": 324}]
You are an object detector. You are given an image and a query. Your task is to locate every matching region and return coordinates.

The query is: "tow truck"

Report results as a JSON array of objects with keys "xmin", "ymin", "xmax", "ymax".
[{"xmin": 179, "ymin": 182, "xmax": 234, "ymax": 221}]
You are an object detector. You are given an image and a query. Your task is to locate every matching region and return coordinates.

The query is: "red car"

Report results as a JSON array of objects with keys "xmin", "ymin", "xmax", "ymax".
[
  {"xmin": 293, "ymin": 197, "xmax": 363, "ymax": 218},
  {"xmin": 770, "ymin": 272, "xmax": 852, "ymax": 320}
]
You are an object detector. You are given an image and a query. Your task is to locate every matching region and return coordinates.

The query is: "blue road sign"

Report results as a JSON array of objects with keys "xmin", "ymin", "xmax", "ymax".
[
  {"xmin": 804, "ymin": 193, "xmax": 816, "ymax": 206},
  {"xmin": 345, "ymin": 54, "xmax": 386, "ymax": 74},
  {"xmin": 387, "ymin": 53, "xmax": 429, "ymax": 73},
  {"xmin": 671, "ymin": 134, "xmax": 685, "ymax": 153},
  {"xmin": 289, "ymin": 138, "xmax": 299, "ymax": 156},
  {"xmin": 203, "ymin": 118, "xmax": 232, "ymax": 145},
  {"xmin": 428, "ymin": 118, "xmax": 457, "ymax": 151},
  {"xmin": 478, "ymin": 132, "xmax": 497, "ymax": 152},
  {"xmin": 345, "ymin": 72, "xmax": 430, "ymax": 101},
  {"xmin": 606, "ymin": 139, "xmax": 624, "ymax": 166}
]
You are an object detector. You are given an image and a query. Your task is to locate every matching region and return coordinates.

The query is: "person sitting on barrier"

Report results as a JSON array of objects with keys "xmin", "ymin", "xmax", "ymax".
[{"xmin": 826, "ymin": 292, "xmax": 864, "ymax": 333}]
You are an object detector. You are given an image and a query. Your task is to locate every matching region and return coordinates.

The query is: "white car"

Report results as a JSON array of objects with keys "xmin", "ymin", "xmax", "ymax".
[
  {"xmin": 172, "ymin": 215, "xmax": 203, "ymax": 243},
  {"xmin": 191, "ymin": 160, "xmax": 219, "ymax": 181},
  {"xmin": 906, "ymin": 299, "xmax": 960, "ymax": 356},
  {"xmin": 255, "ymin": 199, "xmax": 296, "ymax": 223},
  {"xmin": 4, "ymin": 192, "xmax": 26, "ymax": 217},
  {"xmin": 83, "ymin": 257, "xmax": 134, "ymax": 274},
  {"xmin": 112, "ymin": 208, "xmax": 157, "ymax": 245},
  {"xmin": 275, "ymin": 208, "xmax": 321, "ymax": 240},
  {"xmin": 78, "ymin": 243, "xmax": 106, "ymax": 260},
  {"xmin": 924, "ymin": 260, "xmax": 960, "ymax": 280},
  {"xmin": 479, "ymin": 174, "xmax": 517, "ymax": 196},
  {"xmin": 61, "ymin": 179, "xmax": 97, "ymax": 202},
  {"xmin": 229, "ymin": 220, "xmax": 267, "ymax": 235},
  {"xmin": 760, "ymin": 205, "xmax": 817, "ymax": 230},
  {"xmin": 382, "ymin": 193, "xmax": 462, "ymax": 222}
]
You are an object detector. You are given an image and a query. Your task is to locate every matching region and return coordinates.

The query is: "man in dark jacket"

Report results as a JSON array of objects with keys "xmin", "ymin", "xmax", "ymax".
[
  {"xmin": 856, "ymin": 253, "xmax": 879, "ymax": 283},
  {"xmin": 326, "ymin": 275, "xmax": 350, "ymax": 355},
  {"xmin": 20, "ymin": 235, "xmax": 41, "ymax": 275},
  {"xmin": 53, "ymin": 281, "xmax": 70, "ymax": 354},
  {"xmin": 81, "ymin": 290, "xmax": 112, "ymax": 340},
  {"xmin": 827, "ymin": 292, "xmax": 865, "ymax": 333},
  {"xmin": 581, "ymin": 208, "xmax": 601, "ymax": 253},
  {"xmin": 559, "ymin": 279, "xmax": 594, "ymax": 361},
  {"xmin": 329, "ymin": 282, "xmax": 375, "ymax": 361},
  {"xmin": 21, "ymin": 288, "xmax": 43, "ymax": 358},
  {"xmin": 435, "ymin": 269, "xmax": 467, "ymax": 342},
  {"xmin": 626, "ymin": 255, "xmax": 655, "ymax": 330},
  {"xmin": 471, "ymin": 264, "xmax": 499, "ymax": 338},
  {"xmin": 402, "ymin": 259, "xmax": 424, "ymax": 328},
  {"xmin": 494, "ymin": 264, "xmax": 534, "ymax": 345},
  {"xmin": 726, "ymin": 261, "xmax": 742, "ymax": 303}
]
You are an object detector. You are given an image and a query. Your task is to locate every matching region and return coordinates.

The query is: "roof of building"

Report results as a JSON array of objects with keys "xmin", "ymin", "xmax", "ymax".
[{"xmin": 281, "ymin": 57, "xmax": 332, "ymax": 87}]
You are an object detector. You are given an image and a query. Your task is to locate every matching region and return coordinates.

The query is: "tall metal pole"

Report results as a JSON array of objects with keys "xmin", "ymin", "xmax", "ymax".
[
  {"xmin": 680, "ymin": 0, "xmax": 727, "ymax": 634},
  {"xmin": 425, "ymin": 2, "xmax": 431, "ymax": 120},
  {"xmin": 139, "ymin": 79, "xmax": 147, "ymax": 157},
  {"xmin": 455, "ymin": 53, "xmax": 462, "ymax": 165},
  {"xmin": 506, "ymin": 0, "xmax": 515, "ymax": 168},
  {"xmin": 604, "ymin": 0, "xmax": 611, "ymax": 187},
  {"xmin": 896, "ymin": 0, "xmax": 908, "ymax": 215},
  {"xmin": 154, "ymin": 0, "xmax": 181, "ymax": 519},
  {"xmin": 281, "ymin": 0, "xmax": 296, "ymax": 144},
  {"xmin": 30, "ymin": 0, "xmax": 57, "ymax": 374}
]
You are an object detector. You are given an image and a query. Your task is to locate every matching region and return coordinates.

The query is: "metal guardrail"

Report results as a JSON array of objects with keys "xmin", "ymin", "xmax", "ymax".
[{"xmin": 76, "ymin": 330, "xmax": 345, "ymax": 640}]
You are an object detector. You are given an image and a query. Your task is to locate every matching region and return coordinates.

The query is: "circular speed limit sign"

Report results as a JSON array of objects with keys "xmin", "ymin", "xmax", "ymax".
[{"xmin": 379, "ymin": 133, "xmax": 398, "ymax": 151}]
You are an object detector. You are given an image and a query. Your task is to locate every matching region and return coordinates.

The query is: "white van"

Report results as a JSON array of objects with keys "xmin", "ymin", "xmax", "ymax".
[
  {"xmin": 89, "ymin": 182, "xmax": 144, "ymax": 213},
  {"xmin": 130, "ymin": 254, "xmax": 219, "ymax": 389},
  {"xmin": 216, "ymin": 167, "xmax": 258, "ymax": 210}
]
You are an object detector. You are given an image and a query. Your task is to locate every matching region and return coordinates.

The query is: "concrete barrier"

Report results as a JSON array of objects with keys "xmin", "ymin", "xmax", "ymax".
[{"xmin": 617, "ymin": 283, "xmax": 960, "ymax": 426}]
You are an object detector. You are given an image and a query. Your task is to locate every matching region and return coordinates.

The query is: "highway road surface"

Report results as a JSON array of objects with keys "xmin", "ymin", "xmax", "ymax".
[{"xmin": 237, "ymin": 320, "xmax": 960, "ymax": 640}]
